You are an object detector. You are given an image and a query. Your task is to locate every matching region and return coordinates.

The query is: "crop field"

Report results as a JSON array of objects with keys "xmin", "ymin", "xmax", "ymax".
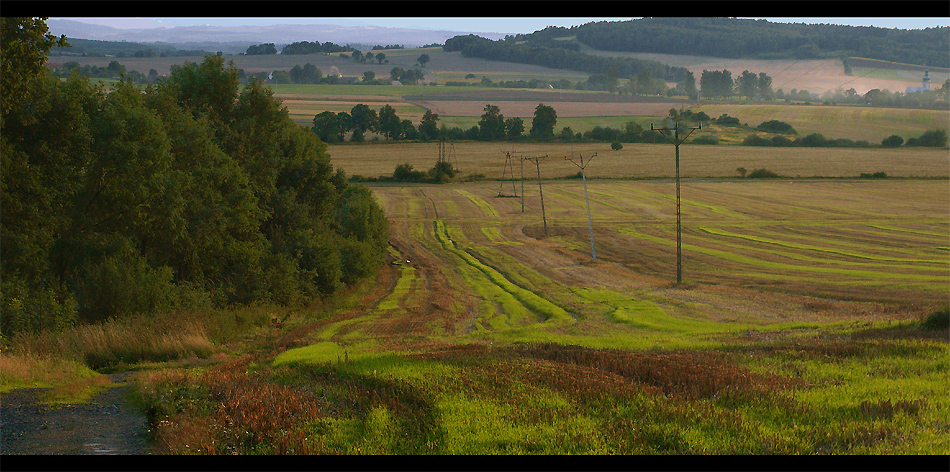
[
  {"xmin": 327, "ymin": 141, "xmax": 950, "ymax": 180},
  {"xmin": 691, "ymin": 104, "xmax": 950, "ymax": 143}
]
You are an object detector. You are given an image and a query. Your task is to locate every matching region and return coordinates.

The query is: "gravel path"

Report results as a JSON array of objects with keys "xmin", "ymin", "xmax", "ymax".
[{"xmin": 1, "ymin": 372, "xmax": 150, "ymax": 455}]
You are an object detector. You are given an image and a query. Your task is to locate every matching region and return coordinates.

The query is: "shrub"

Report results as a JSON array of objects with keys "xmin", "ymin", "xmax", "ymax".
[
  {"xmin": 771, "ymin": 135, "xmax": 793, "ymax": 146},
  {"xmin": 881, "ymin": 135, "xmax": 904, "ymax": 147},
  {"xmin": 692, "ymin": 135, "xmax": 719, "ymax": 145},
  {"xmin": 715, "ymin": 114, "xmax": 741, "ymax": 126},
  {"xmin": 747, "ymin": 168, "xmax": 781, "ymax": 178},
  {"xmin": 74, "ymin": 246, "xmax": 176, "ymax": 323},
  {"xmin": 611, "ymin": 141, "xmax": 623, "ymax": 151},
  {"xmin": 393, "ymin": 163, "xmax": 426, "ymax": 182},
  {"xmin": 742, "ymin": 134, "xmax": 773, "ymax": 146},
  {"xmin": 859, "ymin": 172, "xmax": 888, "ymax": 179},
  {"xmin": 796, "ymin": 132, "xmax": 828, "ymax": 147},
  {"xmin": 920, "ymin": 305, "xmax": 949, "ymax": 331},
  {"xmin": 906, "ymin": 129, "xmax": 948, "ymax": 147},
  {"xmin": 756, "ymin": 120, "xmax": 796, "ymax": 134}
]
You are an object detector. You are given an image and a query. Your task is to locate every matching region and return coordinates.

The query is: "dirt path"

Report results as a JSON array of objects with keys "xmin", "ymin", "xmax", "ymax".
[{"xmin": 1, "ymin": 372, "xmax": 150, "ymax": 455}]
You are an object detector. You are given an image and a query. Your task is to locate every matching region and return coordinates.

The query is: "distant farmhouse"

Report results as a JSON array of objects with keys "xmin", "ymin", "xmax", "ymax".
[{"xmin": 905, "ymin": 70, "xmax": 932, "ymax": 94}]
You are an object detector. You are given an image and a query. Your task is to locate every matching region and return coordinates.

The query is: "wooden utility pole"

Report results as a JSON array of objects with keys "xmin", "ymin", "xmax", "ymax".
[
  {"xmin": 523, "ymin": 155, "xmax": 548, "ymax": 236},
  {"xmin": 651, "ymin": 121, "xmax": 702, "ymax": 284},
  {"xmin": 565, "ymin": 152, "xmax": 597, "ymax": 261}
]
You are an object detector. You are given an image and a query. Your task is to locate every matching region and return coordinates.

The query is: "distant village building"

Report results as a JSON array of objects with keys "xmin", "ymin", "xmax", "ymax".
[{"xmin": 905, "ymin": 70, "xmax": 932, "ymax": 94}]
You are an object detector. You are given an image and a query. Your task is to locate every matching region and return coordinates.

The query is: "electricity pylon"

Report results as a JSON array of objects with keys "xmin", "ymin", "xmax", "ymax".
[
  {"xmin": 522, "ymin": 155, "xmax": 548, "ymax": 236},
  {"xmin": 651, "ymin": 121, "xmax": 702, "ymax": 284},
  {"xmin": 565, "ymin": 152, "xmax": 597, "ymax": 261}
]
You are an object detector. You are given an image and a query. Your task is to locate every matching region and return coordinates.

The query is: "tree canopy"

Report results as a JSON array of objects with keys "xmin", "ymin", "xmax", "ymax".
[{"xmin": 1, "ymin": 19, "xmax": 389, "ymax": 335}]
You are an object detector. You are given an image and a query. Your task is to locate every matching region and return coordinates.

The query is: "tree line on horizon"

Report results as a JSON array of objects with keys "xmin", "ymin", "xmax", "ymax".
[{"xmin": 523, "ymin": 18, "xmax": 949, "ymax": 69}]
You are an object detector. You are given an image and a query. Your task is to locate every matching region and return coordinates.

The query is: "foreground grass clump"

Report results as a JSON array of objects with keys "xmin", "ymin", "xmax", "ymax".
[{"xmin": 135, "ymin": 331, "xmax": 948, "ymax": 455}]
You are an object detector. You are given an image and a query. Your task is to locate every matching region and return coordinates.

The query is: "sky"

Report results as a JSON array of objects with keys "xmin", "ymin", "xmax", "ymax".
[{"xmin": 51, "ymin": 17, "xmax": 950, "ymax": 34}]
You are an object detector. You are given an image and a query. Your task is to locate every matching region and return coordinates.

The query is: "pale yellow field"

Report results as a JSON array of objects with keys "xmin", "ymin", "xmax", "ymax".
[{"xmin": 327, "ymin": 142, "xmax": 950, "ymax": 180}]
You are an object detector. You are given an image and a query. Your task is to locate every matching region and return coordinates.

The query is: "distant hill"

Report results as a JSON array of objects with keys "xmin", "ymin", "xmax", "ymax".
[
  {"xmin": 46, "ymin": 19, "xmax": 509, "ymax": 54},
  {"xmin": 522, "ymin": 18, "xmax": 949, "ymax": 69}
]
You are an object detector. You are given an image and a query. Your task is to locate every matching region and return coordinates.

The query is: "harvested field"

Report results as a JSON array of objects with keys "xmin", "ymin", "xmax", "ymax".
[
  {"xmin": 408, "ymin": 100, "xmax": 680, "ymax": 118},
  {"xmin": 328, "ymin": 142, "xmax": 950, "ymax": 180}
]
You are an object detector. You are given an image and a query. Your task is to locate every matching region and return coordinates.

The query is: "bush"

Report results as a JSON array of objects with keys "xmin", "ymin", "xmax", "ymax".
[
  {"xmin": 881, "ymin": 135, "xmax": 904, "ymax": 147},
  {"xmin": 716, "ymin": 114, "xmax": 741, "ymax": 126},
  {"xmin": 692, "ymin": 135, "xmax": 719, "ymax": 145},
  {"xmin": 796, "ymin": 132, "xmax": 829, "ymax": 147},
  {"xmin": 393, "ymin": 163, "xmax": 426, "ymax": 182},
  {"xmin": 756, "ymin": 120, "xmax": 796, "ymax": 134},
  {"xmin": 920, "ymin": 305, "xmax": 949, "ymax": 331},
  {"xmin": 74, "ymin": 246, "xmax": 177, "ymax": 323},
  {"xmin": 906, "ymin": 129, "xmax": 948, "ymax": 147},
  {"xmin": 859, "ymin": 172, "xmax": 888, "ymax": 179},
  {"xmin": 742, "ymin": 134, "xmax": 773, "ymax": 146},
  {"xmin": 747, "ymin": 168, "xmax": 781, "ymax": 178},
  {"xmin": 611, "ymin": 141, "xmax": 623, "ymax": 151}
]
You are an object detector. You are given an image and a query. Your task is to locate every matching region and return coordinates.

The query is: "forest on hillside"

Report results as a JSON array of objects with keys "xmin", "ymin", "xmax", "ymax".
[{"xmin": 521, "ymin": 18, "xmax": 949, "ymax": 68}]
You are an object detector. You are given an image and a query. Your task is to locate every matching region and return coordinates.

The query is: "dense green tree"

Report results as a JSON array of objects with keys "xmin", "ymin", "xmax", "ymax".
[
  {"xmin": 377, "ymin": 104, "xmax": 402, "ymax": 140},
  {"xmin": 418, "ymin": 110, "xmax": 440, "ymax": 141},
  {"xmin": 683, "ymin": 70, "xmax": 697, "ymax": 99},
  {"xmin": 245, "ymin": 43, "xmax": 277, "ymax": 55},
  {"xmin": 530, "ymin": 104, "xmax": 558, "ymax": 140},
  {"xmin": 505, "ymin": 117, "xmax": 525, "ymax": 140},
  {"xmin": 362, "ymin": 70, "xmax": 376, "ymax": 82},
  {"xmin": 736, "ymin": 70, "xmax": 758, "ymax": 99},
  {"xmin": 700, "ymin": 69, "xmax": 734, "ymax": 98},
  {"xmin": 349, "ymin": 104, "xmax": 378, "ymax": 135},
  {"xmin": 375, "ymin": 52, "xmax": 386, "ymax": 64},
  {"xmin": 757, "ymin": 72, "xmax": 774, "ymax": 100},
  {"xmin": 0, "ymin": 17, "xmax": 68, "ymax": 115},
  {"xmin": 390, "ymin": 67, "xmax": 405, "ymax": 81},
  {"xmin": 417, "ymin": 53, "xmax": 430, "ymax": 67},
  {"xmin": 881, "ymin": 135, "xmax": 904, "ymax": 147},
  {"xmin": 478, "ymin": 104, "xmax": 506, "ymax": 141}
]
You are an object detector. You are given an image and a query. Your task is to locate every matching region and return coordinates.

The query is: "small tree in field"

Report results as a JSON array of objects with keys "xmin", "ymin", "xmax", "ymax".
[{"xmin": 611, "ymin": 141, "xmax": 623, "ymax": 151}]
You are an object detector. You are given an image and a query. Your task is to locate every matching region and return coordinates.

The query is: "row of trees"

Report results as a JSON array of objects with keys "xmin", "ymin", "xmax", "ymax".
[
  {"xmin": 443, "ymin": 34, "xmax": 690, "ymax": 83},
  {"xmin": 2, "ymin": 18, "xmax": 389, "ymax": 335},
  {"xmin": 280, "ymin": 40, "xmax": 354, "ymax": 55},
  {"xmin": 742, "ymin": 129, "xmax": 948, "ymax": 148},
  {"xmin": 311, "ymin": 102, "xmax": 665, "ymax": 145},
  {"xmin": 699, "ymin": 69, "xmax": 774, "ymax": 100},
  {"xmin": 552, "ymin": 18, "xmax": 948, "ymax": 68}
]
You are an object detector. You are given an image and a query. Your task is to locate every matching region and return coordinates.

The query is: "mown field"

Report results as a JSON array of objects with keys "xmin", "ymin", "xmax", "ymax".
[
  {"xmin": 114, "ymin": 176, "xmax": 947, "ymax": 456},
  {"xmin": 327, "ymin": 141, "xmax": 950, "ymax": 180}
]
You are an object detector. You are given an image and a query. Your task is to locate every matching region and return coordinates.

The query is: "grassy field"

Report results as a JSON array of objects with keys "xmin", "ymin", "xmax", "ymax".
[
  {"xmin": 7, "ymin": 174, "xmax": 945, "ymax": 455},
  {"xmin": 121, "ymin": 177, "xmax": 947, "ymax": 455}
]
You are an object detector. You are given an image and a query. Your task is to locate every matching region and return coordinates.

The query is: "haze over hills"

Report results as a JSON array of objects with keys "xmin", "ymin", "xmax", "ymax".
[{"xmin": 46, "ymin": 19, "xmax": 510, "ymax": 52}]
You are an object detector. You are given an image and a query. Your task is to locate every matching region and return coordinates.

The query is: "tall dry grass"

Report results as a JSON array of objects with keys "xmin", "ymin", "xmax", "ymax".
[{"xmin": 7, "ymin": 311, "xmax": 215, "ymax": 370}]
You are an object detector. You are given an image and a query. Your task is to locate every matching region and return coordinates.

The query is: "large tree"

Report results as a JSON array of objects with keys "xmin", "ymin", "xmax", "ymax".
[
  {"xmin": 478, "ymin": 104, "xmax": 505, "ymax": 141},
  {"xmin": 377, "ymin": 104, "xmax": 402, "ymax": 140},
  {"xmin": 530, "ymin": 103, "xmax": 557, "ymax": 140},
  {"xmin": 418, "ymin": 109, "xmax": 440, "ymax": 141}
]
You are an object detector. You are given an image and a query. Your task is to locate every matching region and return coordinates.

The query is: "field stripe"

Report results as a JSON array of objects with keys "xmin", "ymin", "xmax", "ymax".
[
  {"xmin": 434, "ymin": 220, "xmax": 574, "ymax": 327},
  {"xmin": 699, "ymin": 227, "xmax": 944, "ymax": 264},
  {"xmin": 620, "ymin": 227, "xmax": 948, "ymax": 282}
]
